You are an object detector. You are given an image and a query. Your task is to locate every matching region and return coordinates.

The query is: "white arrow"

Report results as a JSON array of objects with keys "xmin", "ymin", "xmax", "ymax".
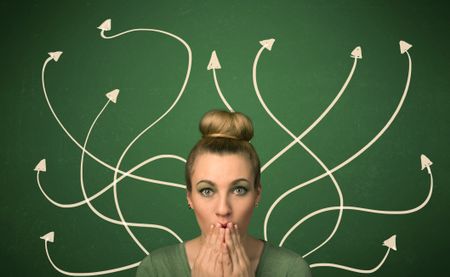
[
  {"xmin": 40, "ymin": 53, "xmax": 176, "ymax": 187},
  {"xmin": 35, "ymin": 154, "xmax": 185, "ymax": 233},
  {"xmin": 207, "ymin": 50, "xmax": 221, "ymax": 70},
  {"xmin": 97, "ymin": 19, "xmax": 111, "ymax": 32},
  {"xmin": 207, "ymin": 50, "xmax": 234, "ymax": 112},
  {"xmin": 263, "ymin": 41, "xmax": 414, "ymax": 243},
  {"xmin": 351, "ymin": 46, "xmax": 362, "ymax": 59},
  {"xmin": 34, "ymin": 159, "xmax": 47, "ymax": 172},
  {"xmin": 40, "ymin": 231, "xmax": 54, "ymax": 243},
  {"xmin": 262, "ymin": 45, "xmax": 363, "ymax": 172},
  {"xmin": 310, "ymin": 235, "xmax": 397, "ymax": 273},
  {"xmin": 34, "ymin": 95, "xmax": 185, "ymax": 241},
  {"xmin": 41, "ymin": 231, "xmax": 141, "ymax": 276},
  {"xmin": 78, "ymin": 95, "xmax": 183, "ymax": 243},
  {"xmin": 49, "ymin": 51, "xmax": 63, "ymax": 62},
  {"xmin": 253, "ymin": 38, "xmax": 344, "ymax": 254},
  {"xmin": 280, "ymin": 155, "xmax": 433, "ymax": 253},
  {"xmin": 399, "ymin": 40, "xmax": 412, "ymax": 54},
  {"xmin": 105, "ymin": 89, "xmax": 119, "ymax": 103},
  {"xmin": 383, "ymin": 235, "xmax": 397, "ymax": 251},
  {"xmin": 35, "ymin": 154, "xmax": 186, "ymax": 208},
  {"xmin": 421, "ymin": 154, "xmax": 432, "ymax": 173},
  {"xmin": 260, "ymin": 38, "xmax": 275, "ymax": 51},
  {"xmin": 98, "ymin": 18, "xmax": 192, "ymax": 255}
]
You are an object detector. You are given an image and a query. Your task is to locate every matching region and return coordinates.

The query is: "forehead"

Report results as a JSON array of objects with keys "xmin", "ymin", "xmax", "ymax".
[{"xmin": 191, "ymin": 152, "xmax": 253, "ymax": 183}]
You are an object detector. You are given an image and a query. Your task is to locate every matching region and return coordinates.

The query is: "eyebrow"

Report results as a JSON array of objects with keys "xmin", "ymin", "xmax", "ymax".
[{"xmin": 195, "ymin": 178, "xmax": 250, "ymax": 187}]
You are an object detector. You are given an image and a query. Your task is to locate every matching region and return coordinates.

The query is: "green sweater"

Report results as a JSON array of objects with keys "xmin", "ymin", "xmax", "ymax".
[{"xmin": 136, "ymin": 241, "xmax": 312, "ymax": 276}]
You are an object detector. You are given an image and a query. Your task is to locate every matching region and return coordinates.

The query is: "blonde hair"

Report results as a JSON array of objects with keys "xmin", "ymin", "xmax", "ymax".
[{"xmin": 185, "ymin": 110, "xmax": 261, "ymax": 191}]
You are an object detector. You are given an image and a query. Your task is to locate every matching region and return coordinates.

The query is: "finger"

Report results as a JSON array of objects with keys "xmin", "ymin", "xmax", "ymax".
[
  {"xmin": 226, "ymin": 223, "xmax": 240, "ymax": 268},
  {"xmin": 209, "ymin": 223, "xmax": 220, "ymax": 249},
  {"xmin": 233, "ymin": 224, "xmax": 250, "ymax": 267},
  {"xmin": 202, "ymin": 225, "xmax": 218, "ymax": 267},
  {"xmin": 214, "ymin": 225, "xmax": 224, "ymax": 250},
  {"xmin": 211, "ymin": 228, "xmax": 224, "ymax": 275},
  {"xmin": 221, "ymin": 241, "xmax": 232, "ymax": 275}
]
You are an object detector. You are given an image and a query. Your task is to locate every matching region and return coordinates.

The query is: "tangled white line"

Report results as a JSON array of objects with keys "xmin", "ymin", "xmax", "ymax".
[{"xmin": 35, "ymin": 19, "xmax": 433, "ymax": 276}]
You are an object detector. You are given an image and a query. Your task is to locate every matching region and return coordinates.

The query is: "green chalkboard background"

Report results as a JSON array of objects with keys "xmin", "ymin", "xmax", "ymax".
[{"xmin": 1, "ymin": 0, "xmax": 449, "ymax": 276}]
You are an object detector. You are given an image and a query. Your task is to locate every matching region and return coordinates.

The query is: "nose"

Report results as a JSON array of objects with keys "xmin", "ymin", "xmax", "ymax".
[{"xmin": 215, "ymin": 193, "xmax": 232, "ymax": 218}]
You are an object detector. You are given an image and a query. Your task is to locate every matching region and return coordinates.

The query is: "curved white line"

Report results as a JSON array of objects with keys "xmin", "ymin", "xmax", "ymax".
[
  {"xmin": 264, "ymin": 50, "xmax": 413, "ymax": 246},
  {"xmin": 280, "ymin": 167, "xmax": 433, "ymax": 249},
  {"xmin": 310, "ymin": 248, "xmax": 390, "ymax": 273},
  {"xmin": 41, "ymin": 58, "xmax": 169, "ymax": 186},
  {"xmin": 213, "ymin": 69, "xmax": 234, "ymax": 112},
  {"xmin": 36, "ymin": 153, "xmax": 186, "ymax": 209},
  {"xmin": 102, "ymin": 26, "xmax": 192, "ymax": 255},
  {"xmin": 79, "ymin": 100, "xmax": 182, "ymax": 242},
  {"xmin": 44, "ymin": 240, "xmax": 141, "ymax": 276},
  {"xmin": 252, "ymin": 44, "xmax": 344, "ymax": 255},
  {"xmin": 262, "ymin": 57, "xmax": 359, "ymax": 172}
]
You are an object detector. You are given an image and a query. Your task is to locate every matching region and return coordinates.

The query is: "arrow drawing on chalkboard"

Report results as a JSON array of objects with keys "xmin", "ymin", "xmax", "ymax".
[
  {"xmin": 98, "ymin": 18, "xmax": 192, "ymax": 255},
  {"xmin": 40, "ymin": 52, "xmax": 171, "ymax": 187},
  {"xmin": 207, "ymin": 50, "xmax": 235, "ymax": 112},
  {"xmin": 78, "ymin": 90, "xmax": 183, "ymax": 242},
  {"xmin": 261, "ymin": 46, "xmax": 363, "ymax": 172},
  {"xmin": 40, "ymin": 231, "xmax": 141, "ymax": 276},
  {"xmin": 34, "ymin": 154, "xmax": 186, "ymax": 209},
  {"xmin": 253, "ymin": 38, "xmax": 344, "ymax": 254},
  {"xmin": 34, "ymin": 88, "xmax": 186, "ymax": 208},
  {"xmin": 279, "ymin": 155, "xmax": 433, "ymax": 255},
  {"xmin": 310, "ymin": 235, "xmax": 397, "ymax": 273},
  {"xmin": 263, "ymin": 41, "xmax": 414, "ymax": 248}
]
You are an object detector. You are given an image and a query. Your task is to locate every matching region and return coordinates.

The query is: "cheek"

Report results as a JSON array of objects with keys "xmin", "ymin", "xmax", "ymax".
[
  {"xmin": 234, "ymin": 201, "xmax": 256, "ymax": 224},
  {"xmin": 192, "ymin": 203, "xmax": 213, "ymax": 232}
]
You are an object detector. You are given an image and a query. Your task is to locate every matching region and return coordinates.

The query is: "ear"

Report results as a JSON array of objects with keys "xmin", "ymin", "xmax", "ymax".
[
  {"xmin": 255, "ymin": 184, "xmax": 262, "ymax": 203},
  {"xmin": 186, "ymin": 190, "xmax": 193, "ymax": 208}
]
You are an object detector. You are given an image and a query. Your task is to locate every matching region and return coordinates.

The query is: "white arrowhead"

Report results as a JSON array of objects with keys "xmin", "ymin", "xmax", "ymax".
[
  {"xmin": 382, "ymin": 235, "xmax": 397, "ymax": 251},
  {"xmin": 399, "ymin": 40, "xmax": 412, "ymax": 54},
  {"xmin": 34, "ymin": 159, "xmax": 46, "ymax": 172},
  {"xmin": 207, "ymin": 51, "xmax": 221, "ymax": 70},
  {"xmin": 420, "ymin": 154, "xmax": 433, "ymax": 170},
  {"xmin": 40, "ymin": 231, "xmax": 54, "ymax": 243},
  {"xmin": 259, "ymin": 38, "xmax": 275, "ymax": 51},
  {"xmin": 351, "ymin": 46, "xmax": 362, "ymax": 59},
  {"xmin": 48, "ymin": 51, "xmax": 63, "ymax": 62},
  {"xmin": 98, "ymin": 19, "xmax": 111, "ymax": 31},
  {"xmin": 106, "ymin": 89, "xmax": 120, "ymax": 103}
]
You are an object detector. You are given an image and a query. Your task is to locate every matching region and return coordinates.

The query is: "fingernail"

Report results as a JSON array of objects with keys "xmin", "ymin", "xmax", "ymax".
[{"xmin": 234, "ymin": 224, "xmax": 238, "ymax": 229}]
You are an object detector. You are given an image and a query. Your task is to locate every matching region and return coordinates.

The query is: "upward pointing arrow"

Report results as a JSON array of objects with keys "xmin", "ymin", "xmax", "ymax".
[
  {"xmin": 351, "ymin": 46, "xmax": 362, "ymax": 59},
  {"xmin": 106, "ymin": 89, "xmax": 120, "ymax": 103},
  {"xmin": 207, "ymin": 50, "xmax": 221, "ymax": 70},
  {"xmin": 48, "ymin": 52, "xmax": 63, "ymax": 62},
  {"xmin": 382, "ymin": 234, "xmax": 397, "ymax": 251},
  {"xmin": 98, "ymin": 19, "xmax": 112, "ymax": 31},
  {"xmin": 399, "ymin": 40, "xmax": 412, "ymax": 54},
  {"xmin": 34, "ymin": 159, "xmax": 47, "ymax": 172},
  {"xmin": 420, "ymin": 154, "xmax": 433, "ymax": 173},
  {"xmin": 259, "ymin": 38, "xmax": 275, "ymax": 51},
  {"xmin": 40, "ymin": 231, "xmax": 55, "ymax": 243}
]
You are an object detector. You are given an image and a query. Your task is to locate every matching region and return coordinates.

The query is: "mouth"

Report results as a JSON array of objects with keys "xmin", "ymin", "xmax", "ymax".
[{"xmin": 218, "ymin": 222, "xmax": 230, "ymax": 228}]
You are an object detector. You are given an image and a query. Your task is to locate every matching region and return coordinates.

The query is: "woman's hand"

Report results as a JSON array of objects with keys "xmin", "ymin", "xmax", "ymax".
[
  {"xmin": 222, "ymin": 223, "xmax": 254, "ymax": 277},
  {"xmin": 192, "ymin": 224, "xmax": 225, "ymax": 277}
]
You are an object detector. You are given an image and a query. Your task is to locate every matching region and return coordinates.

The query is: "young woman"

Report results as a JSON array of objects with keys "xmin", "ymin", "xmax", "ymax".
[{"xmin": 137, "ymin": 110, "xmax": 312, "ymax": 276}]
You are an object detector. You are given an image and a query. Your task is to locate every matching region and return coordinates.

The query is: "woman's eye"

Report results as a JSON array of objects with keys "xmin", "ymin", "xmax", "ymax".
[
  {"xmin": 233, "ymin": 187, "xmax": 248, "ymax": 195},
  {"xmin": 200, "ymin": 188, "xmax": 214, "ymax": 197}
]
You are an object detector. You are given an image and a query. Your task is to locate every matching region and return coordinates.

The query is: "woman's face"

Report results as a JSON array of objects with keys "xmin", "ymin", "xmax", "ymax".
[{"xmin": 187, "ymin": 152, "xmax": 261, "ymax": 236}]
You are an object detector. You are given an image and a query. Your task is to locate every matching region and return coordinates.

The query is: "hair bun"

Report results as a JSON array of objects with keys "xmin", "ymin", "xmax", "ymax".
[{"xmin": 199, "ymin": 110, "xmax": 254, "ymax": 142}]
